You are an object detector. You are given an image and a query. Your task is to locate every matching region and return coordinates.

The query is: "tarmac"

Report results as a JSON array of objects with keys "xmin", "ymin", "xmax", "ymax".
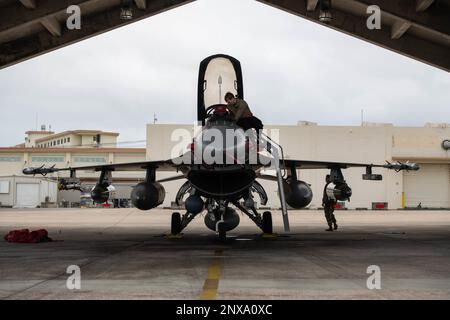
[{"xmin": 1, "ymin": 208, "xmax": 450, "ymax": 300}]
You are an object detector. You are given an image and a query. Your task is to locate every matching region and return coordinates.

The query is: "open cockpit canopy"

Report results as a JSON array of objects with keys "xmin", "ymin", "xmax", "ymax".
[{"xmin": 197, "ymin": 54, "xmax": 244, "ymax": 124}]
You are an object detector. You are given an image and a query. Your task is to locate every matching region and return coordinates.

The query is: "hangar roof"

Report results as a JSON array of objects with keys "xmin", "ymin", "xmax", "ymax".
[
  {"xmin": 0, "ymin": 0, "xmax": 194, "ymax": 69},
  {"xmin": 257, "ymin": 0, "xmax": 450, "ymax": 72},
  {"xmin": 0, "ymin": 0, "xmax": 448, "ymax": 72}
]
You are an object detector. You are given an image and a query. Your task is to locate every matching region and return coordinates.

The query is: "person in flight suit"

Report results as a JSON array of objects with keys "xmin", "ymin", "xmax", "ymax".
[
  {"xmin": 224, "ymin": 92, "xmax": 263, "ymax": 132},
  {"xmin": 322, "ymin": 174, "xmax": 338, "ymax": 231}
]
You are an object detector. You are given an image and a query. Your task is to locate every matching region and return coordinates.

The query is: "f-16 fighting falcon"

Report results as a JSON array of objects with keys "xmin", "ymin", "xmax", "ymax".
[{"xmin": 23, "ymin": 54, "xmax": 419, "ymax": 240}]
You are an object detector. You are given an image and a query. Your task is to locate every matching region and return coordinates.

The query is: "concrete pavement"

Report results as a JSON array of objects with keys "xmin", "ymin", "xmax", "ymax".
[{"xmin": 1, "ymin": 208, "xmax": 450, "ymax": 299}]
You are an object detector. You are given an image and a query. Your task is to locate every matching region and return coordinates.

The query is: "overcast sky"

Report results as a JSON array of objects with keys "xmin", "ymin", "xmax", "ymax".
[{"xmin": 0, "ymin": 0, "xmax": 449, "ymax": 147}]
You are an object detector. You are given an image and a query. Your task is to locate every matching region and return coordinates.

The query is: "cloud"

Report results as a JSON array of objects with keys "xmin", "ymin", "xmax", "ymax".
[{"xmin": 0, "ymin": 0, "xmax": 449, "ymax": 146}]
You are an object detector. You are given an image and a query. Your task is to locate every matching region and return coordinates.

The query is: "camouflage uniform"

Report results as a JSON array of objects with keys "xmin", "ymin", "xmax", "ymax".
[
  {"xmin": 227, "ymin": 99, "xmax": 263, "ymax": 131},
  {"xmin": 227, "ymin": 99, "xmax": 253, "ymax": 121},
  {"xmin": 322, "ymin": 182, "xmax": 338, "ymax": 231}
]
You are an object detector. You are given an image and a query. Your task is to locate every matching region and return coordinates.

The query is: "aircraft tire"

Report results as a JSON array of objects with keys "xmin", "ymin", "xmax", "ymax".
[
  {"xmin": 262, "ymin": 211, "xmax": 273, "ymax": 234},
  {"xmin": 171, "ymin": 212, "xmax": 182, "ymax": 235}
]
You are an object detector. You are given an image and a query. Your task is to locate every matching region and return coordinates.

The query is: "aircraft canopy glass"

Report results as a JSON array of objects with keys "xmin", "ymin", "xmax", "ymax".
[{"xmin": 203, "ymin": 57, "xmax": 238, "ymax": 108}]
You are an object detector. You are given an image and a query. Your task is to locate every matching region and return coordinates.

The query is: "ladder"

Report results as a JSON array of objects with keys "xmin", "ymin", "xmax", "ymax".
[{"xmin": 259, "ymin": 132, "xmax": 290, "ymax": 232}]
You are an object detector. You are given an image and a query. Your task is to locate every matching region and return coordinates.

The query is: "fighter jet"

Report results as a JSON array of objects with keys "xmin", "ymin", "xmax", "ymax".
[{"xmin": 23, "ymin": 54, "xmax": 419, "ymax": 240}]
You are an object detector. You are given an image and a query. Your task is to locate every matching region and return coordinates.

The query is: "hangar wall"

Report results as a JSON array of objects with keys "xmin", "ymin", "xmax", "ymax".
[
  {"xmin": 0, "ymin": 176, "xmax": 57, "ymax": 208},
  {"xmin": 147, "ymin": 122, "xmax": 450, "ymax": 210}
]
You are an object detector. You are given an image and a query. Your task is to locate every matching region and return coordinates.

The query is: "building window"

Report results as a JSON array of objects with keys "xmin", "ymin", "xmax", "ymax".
[
  {"xmin": 0, "ymin": 181, "xmax": 9, "ymax": 194},
  {"xmin": 0, "ymin": 156, "xmax": 21, "ymax": 162},
  {"xmin": 31, "ymin": 156, "xmax": 64, "ymax": 163},
  {"xmin": 67, "ymin": 137, "xmax": 70, "ymax": 143},
  {"xmin": 74, "ymin": 156, "xmax": 107, "ymax": 163}
]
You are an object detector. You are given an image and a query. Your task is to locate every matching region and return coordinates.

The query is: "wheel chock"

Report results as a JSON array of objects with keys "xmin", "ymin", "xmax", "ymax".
[{"xmin": 261, "ymin": 233, "xmax": 277, "ymax": 238}]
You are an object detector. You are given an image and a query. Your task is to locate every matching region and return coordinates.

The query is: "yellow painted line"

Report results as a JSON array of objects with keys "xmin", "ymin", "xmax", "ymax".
[
  {"xmin": 261, "ymin": 233, "xmax": 278, "ymax": 238},
  {"xmin": 207, "ymin": 263, "xmax": 222, "ymax": 279},
  {"xmin": 402, "ymin": 192, "xmax": 405, "ymax": 209},
  {"xmin": 200, "ymin": 250, "xmax": 223, "ymax": 300}
]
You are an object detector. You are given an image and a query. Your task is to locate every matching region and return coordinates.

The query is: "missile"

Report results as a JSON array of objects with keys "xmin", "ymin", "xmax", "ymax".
[
  {"xmin": 22, "ymin": 165, "xmax": 59, "ymax": 176},
  {"xmin": 383, "ymin": 161, "xmax": 420, "ymax": 172}
]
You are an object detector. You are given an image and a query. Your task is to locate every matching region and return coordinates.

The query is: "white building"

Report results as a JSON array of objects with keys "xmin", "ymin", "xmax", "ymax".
[
  {"xmin": 0, "ymin": 128, "xmax": 146, "ymax": 206},
  {"xmin": 0, "ymin": 176, "xmax": 57, "ymax": 208},
  {"xmin": 147, "ymin": 122, "xmax": 450, "ymax": 210}
]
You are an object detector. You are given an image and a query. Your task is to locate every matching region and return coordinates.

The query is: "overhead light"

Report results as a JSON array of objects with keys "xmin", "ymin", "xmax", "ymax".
[
  {"xmin": 120, "ymin": 1, "xmax": 133, "ymax": 20},
  {"xmin": 319, "ymin": 0, "xmax": 332, "ymax": 23},
  {"xmin": 442, "ymin": 139, "xmax": 450, "ymax": 150}
]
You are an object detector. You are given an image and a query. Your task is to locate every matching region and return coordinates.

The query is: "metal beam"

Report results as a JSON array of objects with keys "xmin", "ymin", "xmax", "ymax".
[
  {"xmin": 135, "ymin": 0, "xmax": 147, "ymax": 10},
  {"xmin": 391, "ymin": 20, "xmax": 411, "ymax": 39},
  {"xmin": 0, "ymin": 0, "xmax": 195, "ymax": 70},
  {"xmin": 416, "ymin": 0, "xmax": 434, "ymax": 12},
  {"xmin": 40, "ymin": 17, "xmax": 62, "ymax": 37},
  {"xmin": 257, "ymin": 0, "xmax": 450, "ymax": 72},
  {"xmin": 0, "ymin": 0, "xmax": 92, "ymax": 33},
  {"xmin": 357, "ymin": 0, "xmax": 448, "ymax": 36},
  {"xmin": 306, "ymin": 0, "xmax": 318, "ymax": 12},
  {"xmin": 19, "ymin": 0, "xmax": 36, "ymax": 9}
]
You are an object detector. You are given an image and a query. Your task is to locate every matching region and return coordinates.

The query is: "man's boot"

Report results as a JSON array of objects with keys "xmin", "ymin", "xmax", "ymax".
[
  {"xmin": 325, "ymin": 224, "xmax": 333, "ymax": 232},
  {"xmin": 333, "ymin": 223, "xmax": 338, "ymax": 230}
]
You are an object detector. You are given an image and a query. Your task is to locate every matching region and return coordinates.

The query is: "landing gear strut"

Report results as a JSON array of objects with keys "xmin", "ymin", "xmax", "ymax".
[
  {"xmin": 214, "ymin": 200, "xmax": 229, "ymax": 242},
  {"xmin": 233, "ymin": 201, "xmax": 274, "ymax": 235},
  {"xmin": 170, "ymin": 184, "xmax": 204, "ymax": 236},
  {"xmin": 217, "ymin": 222, "xmax": 227, "ymax": 241},
  {"xmin": 170, "ymin": 211, "xmax": 200, "ymax": 236}
]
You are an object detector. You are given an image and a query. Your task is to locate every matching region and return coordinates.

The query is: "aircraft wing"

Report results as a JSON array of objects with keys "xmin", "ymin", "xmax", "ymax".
[
  {"xmin": 279, "ymin": 159, "xmax": 419, "ymax": 171},
  {"xmin": 256, "ymin": 158, "xmax": 419, "ymax": 181},
  {"xmin": 22, "ymin": 157, "xmax": 187, "ymax": 176}
]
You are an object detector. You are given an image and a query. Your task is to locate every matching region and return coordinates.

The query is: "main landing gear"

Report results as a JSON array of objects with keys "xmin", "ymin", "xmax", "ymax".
[
  {"xmin": 170, "ymin": 211, "xmax": 200, "ymax": 237},
  {"xmin": 233, "ymin": 201, "xmax": 274, "ymax": 236},
  {"xmin": 169, "ymin": 185, "xmax": 205, "ymax": 238}
]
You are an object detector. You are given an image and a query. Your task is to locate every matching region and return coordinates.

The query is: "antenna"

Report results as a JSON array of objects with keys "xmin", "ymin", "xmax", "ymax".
[
  {"xmin": 153, "ymin": 113, "xmax": 158, "ymax": 124},
  {"xmin": 361, "ymin": 109, "xmax": 364, "ymax": 126}
]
